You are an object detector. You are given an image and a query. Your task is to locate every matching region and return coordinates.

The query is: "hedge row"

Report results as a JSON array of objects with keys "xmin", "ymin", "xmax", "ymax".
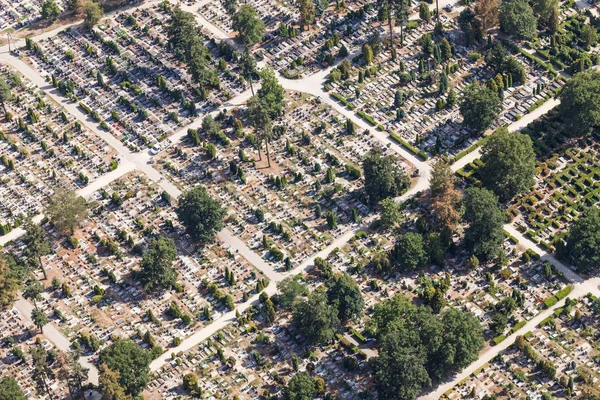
[
  {"xmin": 492, "ymin": 335, "xmax": 506, "ymax": 345},
  {"xmin": 511, "ymin": 320, "xmax": 527, "ymax": 334},
  {"xmin": 356, "ymin": 110, "xmax": 377, "ymax": 126},
  {"xmin": 388, "ymin": 131, "xmax": 429, "ymax": 160},
  {"xmin": 518, "ymin": 49, "xmax": 559, "ymax": 77},
  {"xmin": 350, "ymin": 327, "xmax": 366, "ymax": 343},
  {"xmin": 452, "ymin": 134, "xmax": 493, "ymax": 163},
  {"xmin": 330, "ymin": 92, "xmax": 355, "ymax": 110}
]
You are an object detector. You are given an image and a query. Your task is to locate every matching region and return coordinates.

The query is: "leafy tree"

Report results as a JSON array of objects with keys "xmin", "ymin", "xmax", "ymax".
[
  {"xmin": 476, "ymin": 0, "xmax": 499, "ymax": 30},
  {"xmin": 139, "ymin": 236, "xmax": 178, "ymax": 291},
  {"xmin": 419, "ymin": 2, "xmax": 431, "ymax": 23},
  {"xmin": 232, "ymin": 5, "xmax": 265, "ymax": 47},
  {"xmin": 479, "ymin": 127, "xmax": 535, "ymax": 202},
  {"xmin": 0, "ymin": 257, "xmax": 21, "ymax": 308},
  {"xmin": 293, "ymin": 290, "xmax": 340, "ymax": 344},
  {"xmin": 99, "ymin": 339, "xmax": 152, "ymax": 395},
  {"xmin": 46, "ymin": 189, "xmax": 88, "ymax": 235},
  {"xmin": 499, "ymin": 0, "xmax": 537, "ymax": 40},
  {"xmin": 377, "ymin": 0, "xmax": 410, "ymax": 51},
  {"xmin": 460, "ymin": 81, "xmax": 500, "ymax": 133},
  {"xmin": 257, "ymin": 68, "xmax": 285, "ymax": 119},
  {"xmin": 176, "ymin": 186, "xmax": 225, "ymax": 243},
  {"xmin": 533, "ymin": 0, "xmax": 559, "ymax": 27},
  {"xmin": 363, "ymin": 148, "xmax": 409, "ymax": 205},
  {"xmin": 30, "ymin": 346, "xmax": 53, "ymax": 397},
  {"xmin": 566, "ymin": 207, "xmax": 600, "ymax": 273},
  {"xmin": 23, "ymin": 219, "xmax": 52, "ymax": 279},
  {"xmin": 276, "ymin": 276, "xmax": 308, "ymax": 310},
  {"xmin": 558, "ymin": 71, "xmax": 600, "ymax": 136},
  {"xmin": 296, "ymin": 0, "xmax": 316, "ymax": 28},
  {"xmin": 374, "ymin": 345, "xmax": 431, "ymax": 400},
  {"xmin": 283, "ymin": 372, "xmax": 315, "ymax": 400},
  {"xmin": 41, "ymin": 0, "xmax": 61, "ymax": 21},
  {"xmin": 183, "ymin": 372, "xmax": 200, "ymax": 395},
  {"xmin": 82, "ymin": 1, "xmax": 103, "ymax": 29},
  {"xmin": 99, "ymin": 363, "xmax": 131, "ymax": 400},
  {"xmin": 463, "ymin": 187, "xmax": 505, "ymax": 260},
  {"xmin": 380, "ymin": 197, "xmax": 402, "ymax": 229},
  {"xmin": 246, "ymin": 95, "xmax": 273, "ymax": 166},
  {"xmin": 0, "ymin": 77, "xmax": 13, "ymax": 119},
  {"xmin": 429, "ymin": 160, "xmax": 455, "ymax": 196},
  {"xmin": 23, "ymin": 280, "xmax": 44, "ymax": 309},
  {"xmin": 390, "ymin": 232, "xmax": 428, "ymax": 271},
  {"xmin": 32, "ymin": 308, "xmax": 50, "ymax": 333},
  {"xmin": 239, "ymin": 50, "xmax": 258, "ymax": 95},
  {"xmin": 362, "ymin": 43, "xmax": 374, "ymax": 65},
  {"xmin": 0, "ymin": 377, "xmax": 26, "ymax": 400},
  {"xmin": 326, "ymin": 273, "xmax": 364, "ymax": 322}
]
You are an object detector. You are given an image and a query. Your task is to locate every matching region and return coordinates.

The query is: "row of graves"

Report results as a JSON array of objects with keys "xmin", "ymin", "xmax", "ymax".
[
  {"xmin": 24, "ymin": 5, "xmax": 247, "ymax": 150},
  {"xmin": 0, "ymin": 0, "xmax": 68, "ymax": 31},
  {"xmin": 0, "ymin": 64, "xmax": 118, "ymax": 235}
]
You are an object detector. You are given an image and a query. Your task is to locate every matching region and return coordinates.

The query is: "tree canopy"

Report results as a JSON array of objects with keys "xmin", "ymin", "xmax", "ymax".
[
  {"xmin": 232, "ymin": 5, "xmax": 265, "ymax": 47},
  {"xmin": 363, "ymin": 148, "xmax": 409, "ymax": 205},
  {"xmin": 463, "ymin": 187, "xmax": 505, "ymax": 260},
  {"xmin": 256, "ymin": 68, "xmax": 285, "ymax": 119},
  {"xmin": 0, "ymin": 377, "xmax": 26, "ymax": 400},
  {"xmin": 499, "ymin": 0, "xmax": 538, "ymax": 40},
  {"xmin": 479, "ymin": 127, "xmax": 536, "ymax": 202},
  {"xmin": 22, "ymin": 219, "xmax": 52, "ymax": 279},
  {"xmin": 283, "ymin": 372, "xmax": 316, "ymax": 400},
  {"xmin": 566, "ymin": 207, "xmax": 600, "ymax": 273},
  {"xmin": 558, "ymin": 71, "xmax": 600, "ymax": 136},
  {"xmin": 0, "ymin": 77, "xmax": 13, "ymax": 118},
  {"xmin": 390, "ymin": 232, "xmax": 429, "ymax": 271},
  {"xmin": 326, "ymin": 273, "xmax": 364, "ymax": 322},
  {"xmin": 293, "ymin": 290, "xmax": 339, "ymax": 345},
  {"xmin": 460, "ymin": 81, "xmax": 501, "ymax": 133},
  {"xmin": 46, "ymin": 189, "xmax": 88, "ymax": 235},
  {"xmin": 139, "ymin": 236, "xmax": 178, "ymax": 291},
  {"xmin": 176, "ymin": 186, "xmax": 225, "ymax": 243},
  {"xmin": 41, "ymin": 0, "xmax": 61, "ymax": 22},
  {"xmin": 0, "ymin": 257, "xmax": 21, "ymax": 309},
  {"xmin": 99, "ymin": 339, "xmax": 152, "ymax": 395},
  {"xmin": 276, "ymin": 276, "xmax": 308, "ymax": 310},
  {"xmin": 82, "ymin": 1, "xmax": 103, "ymax": 29}
]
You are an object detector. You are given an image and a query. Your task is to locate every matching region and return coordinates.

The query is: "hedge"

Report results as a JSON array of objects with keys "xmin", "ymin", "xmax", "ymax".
[
  {"xmin": 356, "ymin": 110, "xmax": 377, "ymax": 126},
  {"xmin": 330, "ymin": 92, "xmax": 355, "ymax": 109},
  {"xmin": 539, "ymin": 316, "xmax": 554, "ymax": 327},
  {"xmin": 452, "ymin": 134, "xmax": 493, "ymax": 163},
  {"xmin": 492, "ymin": 335, "xmax": 506, "ymax": 345},
  {"xmin": 544, "ymin": 296, "xmax": 558, "ymax": 308},
  {"xmin": 350, "ymin": 327, "xmax": 366, "ymax": 343},
  {"xmin": 518, "ymin": 49, "xmax": 558, "ymax": 77},
  {"xmin": 555, "ymin": 285, "xmax": 572, "ymax": 300},
  {"xmin": 511, "ymin": 320, "xmax": 527, "ymax": 333},
  {"xmin": 523, "ymin": 331, "xmax": 533, "ymax": 339},
  {"xmin": 388, "ymin": 131, "xmax": 429, "ymax": 160}
]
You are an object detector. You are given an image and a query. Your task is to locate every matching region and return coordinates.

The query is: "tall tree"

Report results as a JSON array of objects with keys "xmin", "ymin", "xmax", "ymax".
[
  {"xmin": 479, "ymin": 127, "xmax": 536, "ymax": 202},
  {"xmin": 0, "ymin": 256, "xmax": 21, "ymax": 308},
  {"xmin": 499, "ymin": 0, "xmax": 537, "ymax": 41},
  {"xmin": 476, "ymin": 0, "xmax": 500, "ymax": 31},
  {"xmin": 139, "ymin": 236, "xmax": 178, "ymax": 291},
  {"xmin": 23, "ymin": 219, "xmax": 52, "ymax": 279},
  {"xmin": 293, "ymin": 290, "xmax": 340, "ymax": 345},
  {"xmin": 430, "ymin": 160, "xmax": 462, "ymax": 231},
  {"xmin": 419, "ymin": 2, "xmax": 431, "ymax": 23},
  {"xmin": 257, "ymin": 68, "xmax": 285, "ymax": 119},
  {"xmin": 390, "ymin": 232, "xmax": 428, "ymax": 271},
  {"xmin": 41, "ymin": 0, "xmax": 61, "ymax": 22},
  {"xmin": 296, "ymin": 0, "xmax": 316, "ymax": 29},
  {"xmin": 246, "ymin": 96, "xmax": 273, "ymax": 167},
  {"xmin": 30, "ymin": 346, "xmax": 53, "ymax": 398},
  {"xmin": 533, "ymin": 0, "xmax": 558, "ymax": 27},
  {"xmin": 362, "ymin": 147, "xmax": 409, "ymax": 205},
  {"xmin": 239, "ymin": 50, "xmax": 258, "ymax": 96},
  {"xmin": 232, "ymin": 5, "xmax": 265, "ymax": 47},
  {"xmin": 283, "ymin": 372, "xmax": 316, "ymax": 400},
  {"xmin": 99, "ymin": 339, "xmax": 152, "ymax": 396},
  {"xmin": 82, "ymin": 1, "xmax": 103, "ymax": 29},
  {"xmin": 326, "ymin": 273, "xmax": 364, "ymax": 322},
  {"xmin": 429, "ymin": 159, "xmax": 455, "ymax": 196},
  {"xmin": 175, "ymin": 186, "xmax": 225, "ymax": 243},
  {"xmin": 0, "ymin": 77, "xmax": 13, "ymax": 119},
  {"xmin": 380, "ymin": 197, "xmax": 402, "ymax": 229},
  {"xmin": 276, "ymin": 276, "xmax": 308, "ymax": 310},
  {"xmin": 99, "ymin": 363, "xmax": 131, "ymax": 400},
  {"xmin": 23, "ymin": 280, "xmax": 44, "ymax": 309},
  {"xmin": 558, "ymin": 71, "xmax": 600, "ymax": 136},
  {"xmin": 374, "ymin": 344, "xmax": 431, "ymax": 400},
  {"xmin": 566, "ymin": 207, "xmax": 600, "ymax": 273},
  {"xmin": 31, "ymin": 308, "xmax": 50, "ymax": 333},
  {"xmin": 0, "ymin": 377, "xmax": 26, "ymax": 400},
  {"xmin": 460, "ymin": 81, "xmax": 500, "ymax": 133},
  {"xmin": 463, "ymin": 187, "xmax": 505, "ymax": 260},
  {"xmin": 46, "ymin": 189, "xmax": 88, "ymax": 235},
  {"xmin": 222, "ymin": 0, "xmax": 237, "ymax": 14}
]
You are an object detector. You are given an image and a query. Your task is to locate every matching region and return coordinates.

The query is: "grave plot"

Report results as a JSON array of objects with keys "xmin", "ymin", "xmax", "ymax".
[
  {"xmin": 24, "ymin": 5, "xmax": 246, "ymax": 149},
  {"xmin": 0, "ymin": 0, "xmax": 68, "ymax": 32},
  {"xmin": 155, "ymin": 91, "xmax": 412, "ymax": 270},
  {"xmin": 0, "ymin": 64, "xmax": 118, "ymax": 234}
]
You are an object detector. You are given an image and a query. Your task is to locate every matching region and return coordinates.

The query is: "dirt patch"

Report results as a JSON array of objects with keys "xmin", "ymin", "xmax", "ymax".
[{"xmin": 252, "ymin": 153, "xmax": 283, "ymax": 175}]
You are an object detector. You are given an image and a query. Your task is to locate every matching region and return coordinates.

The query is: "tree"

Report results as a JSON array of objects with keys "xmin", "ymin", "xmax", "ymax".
[
  {"xmin": 23, "ymin": 280, "xmax": 44, "ymax": 309},
  {"xmin": 363, "ymin": 147, "xmax": 409, "ymax": 205},
  {"xmin": 239, "ymin": 50, "xmax": 258, "ymax": 96},
  {"xmin": 99, "ymin": 339, "xmax": 152, "ymax": 395},
  {"xmin": 374, "ymin": 345, "xmax": 431, "ymax": 400},
  {"xmin": 276, "ymin": 276, "xmax": 308, "ymax": 310},
  {"xmin": 460, "ymin": 81, "xmax": 500, "ymax": 133},
  {"xmin": 30, "ymin": 346, "xmax": 53, "ymax": 397},
  {"xmin": 377, "ymin": 0, "xmax": 409, "ymax": 52},
  {"xmin": 32, "ymin": 308, "xmax": 50, "ymax": 333},
  {"xmin": 419, "ymin": 2, "xmax": 431, "ymax": 23},
  {"xmin": 499, "ymin": 0, "xmax": 537, "ymax": 41},
  {"xmin": 0, "ymin": 77, "xmax": 13, "ymax": 119},
  {"xmin": 176, "ymin": 186, "xmax": 225, "ymax": 243},
  {"xmin": 362, "ymin": 43, "xmax": 374, "ymax": 65},
  {"xmin": 246, "ymin": 95, "xmax": 273, "ymax": 167},
  {"xmin": 0, "ymin": 377, "xmax": 26, "ymax": 400},
  {"xmin": 283, "ymin": 372, "xmax": 316, "ymax": 400},
  {"xmin": 23, "ymin": 219, "xmax": 52, "ymax": 279},
  {"xmin": 99, "ymin": 363, "xmax": 131, "ymax": 400},
  {"xmin": 232, "ymin": 5, "xmax": 265, "ymax": 47},
  {"xmin": 479, "ymin": 127, "xmax": 535, "ymax": 202},
  {"xmin": 46, "ymin": 189, "xmax": 88, "ymax": 235},
  {"xmin": 326, "ymin": 273, "xmax": 364, "ymax": 322},
  {"xmin": 533, "ymin": 0, "xmax": 558, "ymax": 27},
  {"xmin": 83, "ymin": 1, "xmax": 103, "ymax": 29},
  {"xmin": 463, "ymin": 187, "xmax": 505, "ymax": 260},
  {"xmin": 566, "ymin": 207, "xmax": 600, "ymax": 273},
  {"xmin": 41, "ymin": 0, "xmax": 61, "ymax": 22},
  {"xmin": 183, "ymin": 372, "xmax": 200, "ymax": 394},
  {"xmin": 380, "ymin": 197, "xmax": 402, "ymax": 229},
  {"xmin": 293, "ymin": 291, "xmax": 340, "ymax": 345},
  {"xmin": 476, "ymin": 0, "xmax": 499, "ymax": 30},
  {"xmin": 429, "ymin": 160, "xmax": 455, "ymax": 196},
  {"xmin": 257, "ymin": 68, "xmax": 285, "ymax": 119},
  {"xmin": 139, "ymin": 236, "xmax": 178, "ymax": 291},
  {"xmin": 296, "ymin": 0, "xmax": 316, "ymax": 29},
  {"xmin": 0, "ymin": 257, "xmax": 20, "ymax": 308},
  {"xmin": 390, "ymin": 232, "xmax": 428, "ymax": 271},
  {"xmin": 558, "ymin": 71, "xmax": 600, "ymax": 136}
]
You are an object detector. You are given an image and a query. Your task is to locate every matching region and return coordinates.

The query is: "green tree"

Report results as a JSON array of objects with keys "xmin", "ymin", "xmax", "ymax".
[
  {"xmin": 239, "ymin": 50, "xmax": 258, "ymax": 96},
  {"xmin": 30, "ymin": 346, "xmax": 53, "ymax": 397},
  {"xmin": 183, "ymin": 372, "xmax": 200, "ymax": 394},
  {"xmin": 139, "ymin": 236, "xmax": 178, "ymax": 291},
  {"xmin": 0, "ymin": 77, "xmax": 13, "ymax": 119},
  {"xmin": 0, "ymin": 377, "xmax": 26, "ymax": 400},
  {"xmin": 32, "ymin": 308, "xmax": 50, "ymax": 333},
  {"xmin": 257, "ymin": 68, "xmax": 285, "ymax": 119},
  {"xmin": 380, "ymin": 197, "xmax": 402, "ymax": 229},
  {"xmin": 99, "ymin": 339, "xmax": 152, "ymax": 395},
  {"xmin": 276, "ymin": 276, "xmax": 308, "ymax": 310},
  {"xmin": 23, "ymin": 280, "xmax": 44, "ymax": 309},
  {"xmin": 46, "ymin": 189, "xmax": 88, "ymax": 235},
  {"xmin": 363, "ymin": 147, "xmax": 409, "ymax": 205},
  {"xmin": 176, "ymin": 186, "xmax": 225, "ymax": 243},
  {"xmin": 558, "ymin": 71, "xmax": 600, "ymax": 136},
  {"xmin": 419, "ymin": 2, "xmax": 431, "ymax": 23},
  {"xmin": 283, "ymin": 372, "xmax": 316, "ymax": 400},
  {"xmin": 232, "ymin": 5, "xmax": 265, "ymax": 47},
  {"xmin": 293, "ymin": 291, "xmax": 340, "ymax": 344},
  {"xmin": 566, "ymin": 207, "xmax": 600, "ymax": 273},
  {"xmin": 479, "ymin": 127, "xmax": 536, "ymax": 202},
  {"xmin": 41, "ymin": 0, "xmax": 61, "ymax": 21},
  {"xmin": 390, "ymin": 232, "xmax": 428, "ymax": 271},
  {"xmin": 0, "ymin": 257, "xmax": 21, "ymax": 309},
  {"xmin": 374, "ymin": 345, "xmax": 431, "ymax": 400},
  {"xmin": 296, "ymin": 0, "xmax": 316, "ymax": 28},
  {"xmin": 246, "ymin": 95, "xmax": 273, "ymax": 166},
  {"xmin": 533, "ymin": 0, "xmax": 559, "ymax": 27},
  {"xmin": 326, "ymin": 273, "xmax": 364, "ymax": 322},
  {"xmin": 460, "ymin": 81, "xmax": 500, "ymax": 133},
  {"xmin": 499, "ymin": 0, "xmax": 537, "ymax": 40},
  {"xmin": 463, "ymin": 187, "xmax": 505, "ymax": 260},
  {"xmin": 23, "ymin": 219, "xmax": 52, "ymax": 279},
  {"xmin": 99, "ymin": 363, "xmax": 131, "ymax": 400},
  {"xmin": 83, "ymin": 1, "xmax": 103, "ymax": 29}
]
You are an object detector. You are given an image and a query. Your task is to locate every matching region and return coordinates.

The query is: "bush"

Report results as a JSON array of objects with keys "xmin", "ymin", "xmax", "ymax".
[
  {"xmin": 356, "ymin": 110, "xmax": 376, "ymax": 126},
  {"xmin": 544, "ymin": 296, "xmax": 558, "ymax": 308},
  {"xmin": 388, "ymin": 131, "xmax": 428, "ymax": 160},
  {"xmin": 493, "ymin": 335, "xmax": 506, "ymax": 345},
  {"xmin": 511, "ymin": 320, "xmax": 527, "ymax": 333}
]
